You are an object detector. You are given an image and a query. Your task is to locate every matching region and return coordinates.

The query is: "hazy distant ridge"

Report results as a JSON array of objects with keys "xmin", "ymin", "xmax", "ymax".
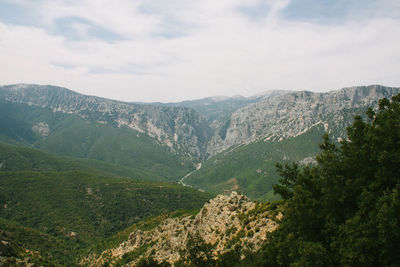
[{"xmin": 1, "ymin": 84, "xmax": 399, "ymax": 160}]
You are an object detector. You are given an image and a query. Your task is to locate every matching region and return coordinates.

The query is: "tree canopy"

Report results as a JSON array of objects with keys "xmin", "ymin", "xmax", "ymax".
[{"xmin": 258, "ymin": 94, "xmax": 400, "ymax": 266}]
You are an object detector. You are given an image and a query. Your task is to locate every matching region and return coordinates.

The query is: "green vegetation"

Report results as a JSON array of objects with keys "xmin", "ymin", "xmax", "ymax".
[
  {"xmin": 0, "ymin": 171, "xmax": 211, "ymax": 245},
  {"xmin": 88, "ymin": 209, "xmax": 199, "ymax": 255},
  {"xmin": 137, "ymin": 94, "xmax": 400, "ymax": 266},
  {"xmin": 0, "ymin": 218, "xmax": 77, "ymax": 266},
  {"xmin": 0, "ymin": 141, "xmax": 164, "ymax": 181},
  {"xmin": 251, "ymin": 93, "xmax": 400, "ymax": 265},
  {"xmin": 0, "ymin": 99, "xmax": 194, "ymax": 181},
  {"xmin": 187, "ymin": 126, "xmax": 325, "ymax": 200},
  {"xmin": 35, "ymin": 116, "xmax": 194, "ymax": 181},
  {"xmin": 187, "ymin": 105, "xmax": 371, "ymax": 201},
  {"xmin": 176, "ymin": 231, "xmax": 215, "ymax": 267},
  {"xmin": 0, "ymin": 171, "xmax": 212, "ymax": 264}
]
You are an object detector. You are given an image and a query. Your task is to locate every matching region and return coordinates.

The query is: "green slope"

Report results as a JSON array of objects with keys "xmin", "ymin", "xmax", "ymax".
[
  {"xmin": 0, "ymin": 136, "xmax": 212, "ymax": 265},
  {"xmin": 0, "ymin": 171, "xmax": 212, "ymax": 247},
  {"xmin": 186, "ymin": 106, "xmax": 372, "ymax": 201},
  {"xmin": 0, "ymin": 218, "xmax": 76, "ymax": 266},
  {"xmin": 186, "ymin": 126, "xmax": 325, "ymax": 200},
  {"xmin": 35, "ymin": 116, "xmax": 193, "ymax": 181},
  {"xmin": 0, "ymin": 99, "xmax": 194, "ymax": 181},
  {"xmin": 0, "ymin": 142, "xmax": 165, "ymax": 181}
]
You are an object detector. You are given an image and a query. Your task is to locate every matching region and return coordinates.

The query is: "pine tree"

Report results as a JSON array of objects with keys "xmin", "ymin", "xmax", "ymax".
[{"xmin": 258, "ymin": 94, "xmax": 400, "ymax": 266}]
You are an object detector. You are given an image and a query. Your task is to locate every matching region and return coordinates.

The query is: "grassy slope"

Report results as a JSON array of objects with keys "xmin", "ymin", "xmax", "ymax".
[
  {"xmin": 36, "ymin": 116, "xmax": 194, "ymax": 181},
  {"xmin": 0, "ymin": 142, "xmax": 164, "ymax": 181},
  {"xmin": 0, "ymin": 99, "xmax": 194, "ymax": 181},
  {"xmin": 187, "ymin": 106, "xmax": 370, "ymax": 201},
  {"xmin": 187, "ymin": 126, "xmax": 325, "ymax": 201}
]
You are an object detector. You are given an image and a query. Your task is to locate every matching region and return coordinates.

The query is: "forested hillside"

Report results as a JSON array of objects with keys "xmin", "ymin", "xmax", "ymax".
[
  {"xmin": 0, "ymin": 143, "xmax": 212, "ymax": 265},
  {"xmin": 251, "ymin": 93, "xmax": 400, "ymax": 265},
  {"xmin": 95, "ymin": 93, "xmax": 400, "ymax": 266}
]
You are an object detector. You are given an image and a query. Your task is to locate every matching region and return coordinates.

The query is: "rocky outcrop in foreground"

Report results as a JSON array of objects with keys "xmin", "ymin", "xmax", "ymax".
[{"xmin": 83, "ymin": 192, "xmax": 280, "ymax": 266}]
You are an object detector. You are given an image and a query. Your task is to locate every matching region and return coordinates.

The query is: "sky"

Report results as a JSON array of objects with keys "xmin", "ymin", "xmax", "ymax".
[{"xmin": 0, "ymin": 0, "xmax": 399, "ymax": 102}]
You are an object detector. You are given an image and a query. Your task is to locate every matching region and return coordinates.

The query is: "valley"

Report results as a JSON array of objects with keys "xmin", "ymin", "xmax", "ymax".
[
  {"xmin": 1, "ymin": 83, "xmax": 400, "ymax": 265},
  {"xmin": 1, "ymin": 84, "xmax": 399, "ymax": 199}
]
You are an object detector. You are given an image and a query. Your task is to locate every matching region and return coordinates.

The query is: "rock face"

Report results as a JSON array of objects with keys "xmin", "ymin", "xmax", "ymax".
[
  {"xmin": 159, "ymin": 90, "xmax": 291, "ymax": 131},
  {"xmin": 83, "ymin": 192, "xmax": 280, "ymax": 266},
  {"xmin": 1, "ymin": 84, "xmax": 399, "ymax": 160},
  {"xmin": 0, "ymin": 84, "xmax": 213, "ymax": 160},
  {"xmin": 207, "ymin": 85, "xmax": 400, "ymax": 155}
]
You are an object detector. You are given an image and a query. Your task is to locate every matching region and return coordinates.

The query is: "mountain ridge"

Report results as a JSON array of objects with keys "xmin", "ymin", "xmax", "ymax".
[
  {"xmin": 1, "ymin": 83, "xmax": 399, "ymax": 194},
  {"xmin": 207, "ymin": 84, "xmax": 400, "ymax": 155},
  {"xmin": 3, "ymin": 83, "xmax": 398, "ymax": 160},
  {"xmin": 0, "ymin": 84, "xmax": 213, "ymax": 160}
]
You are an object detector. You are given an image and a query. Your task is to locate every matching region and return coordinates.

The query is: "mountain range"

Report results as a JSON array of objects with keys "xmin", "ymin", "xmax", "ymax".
[
  {"xmin": 1, "ymin": 83, "xmax": 399, "ymax": 199},
  {"xmin": 1, "ymin": 83, "xmax": 400, "ymax": 265}
]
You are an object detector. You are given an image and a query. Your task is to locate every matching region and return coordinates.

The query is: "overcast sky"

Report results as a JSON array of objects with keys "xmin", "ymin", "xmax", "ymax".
[{"xmin": 0, "ymin": 0, "xmax": 399, "ymax": 102}]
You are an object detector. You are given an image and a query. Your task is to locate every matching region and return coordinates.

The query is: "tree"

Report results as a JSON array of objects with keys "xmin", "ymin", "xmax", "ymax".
[
  {"xmin": 177, "ymin": 231, "xmax": 215, "ymax": 267},
  {"xmin": 258, "ymin": 94, "xmax": 400, "ymax": 266}
]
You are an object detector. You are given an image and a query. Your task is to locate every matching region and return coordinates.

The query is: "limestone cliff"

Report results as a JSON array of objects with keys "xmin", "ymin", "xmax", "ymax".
[
  {"xmin": 208, "ymin": 85, "xmax": 400, "ymax": 155},
  {"xmin": 0, "ymin": 84, "xmax": 213, "ymax": 160}
]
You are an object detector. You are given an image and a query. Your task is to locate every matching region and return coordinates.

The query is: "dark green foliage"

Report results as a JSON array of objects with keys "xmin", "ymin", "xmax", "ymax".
[
  {"xmin": 0, "ymin": 99, "xmax": 42, "ymax": 145},
  {"xmin": 255, "ymin": 94, "xmax": 400, "ymax": 266},
  {"xmin": 215, "ymin": 245, "xmax": 242, "ymax": 267},
  {"xmin": 136, "ymin": 256, "xmax": 171, "ymax": 267},
  {"xmin": 0, "ymin": 218, "xmax": 78, "ymax": 266},
  {"xmin": 0, "ymin": 171, "xmax": 212, "ymax": 264},
  {"xmin": 177, "ymin": 231, "xmax": 216, "ymax": 267}
]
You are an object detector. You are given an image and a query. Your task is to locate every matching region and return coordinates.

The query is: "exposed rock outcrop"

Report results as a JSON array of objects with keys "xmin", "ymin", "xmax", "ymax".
[
  {"xmin": 83, "ymin": 192, "xmax": 280, "ymax": 266},
  {"xmin": 208, "ymin": 85, "xmax": 400, "ymax": 155}
]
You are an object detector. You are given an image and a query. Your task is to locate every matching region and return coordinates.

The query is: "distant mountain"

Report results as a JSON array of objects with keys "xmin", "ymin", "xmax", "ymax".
[
  {"xmin": 158, "ymin": 90, "xmax": 290, "ymax": 129},
  {"xmin": 1, "ymin": 83, "xmax": 399, "ymax": 198},
  {"xmin": 185, "ymin": 85, "xmax": 400, "ymax": 199},
  {"xmin": 0, "ymin": 84, "xmax": 214, "ymax": 180},
  {"xmin": 0, "ymin": 84, "xmax": 213, "ymax": 160},
  {"xmin": 1, "ymin": 83, "xmax": 400, "ymax": 265},
  {"xmin": 206, "ymin": 85, "xmax": 400, "ymax": 155}
]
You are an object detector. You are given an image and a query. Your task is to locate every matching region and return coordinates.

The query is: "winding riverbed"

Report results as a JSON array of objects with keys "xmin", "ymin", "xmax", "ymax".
[{"xmin": 178, "ymin": 163, "xmax": 202, "ymax": 189}]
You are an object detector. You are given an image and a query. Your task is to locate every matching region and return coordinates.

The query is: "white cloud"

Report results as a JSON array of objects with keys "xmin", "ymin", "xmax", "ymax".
[{"xmin": 0, "ymin": 0, "xmax": 399, "ymax": 102}]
